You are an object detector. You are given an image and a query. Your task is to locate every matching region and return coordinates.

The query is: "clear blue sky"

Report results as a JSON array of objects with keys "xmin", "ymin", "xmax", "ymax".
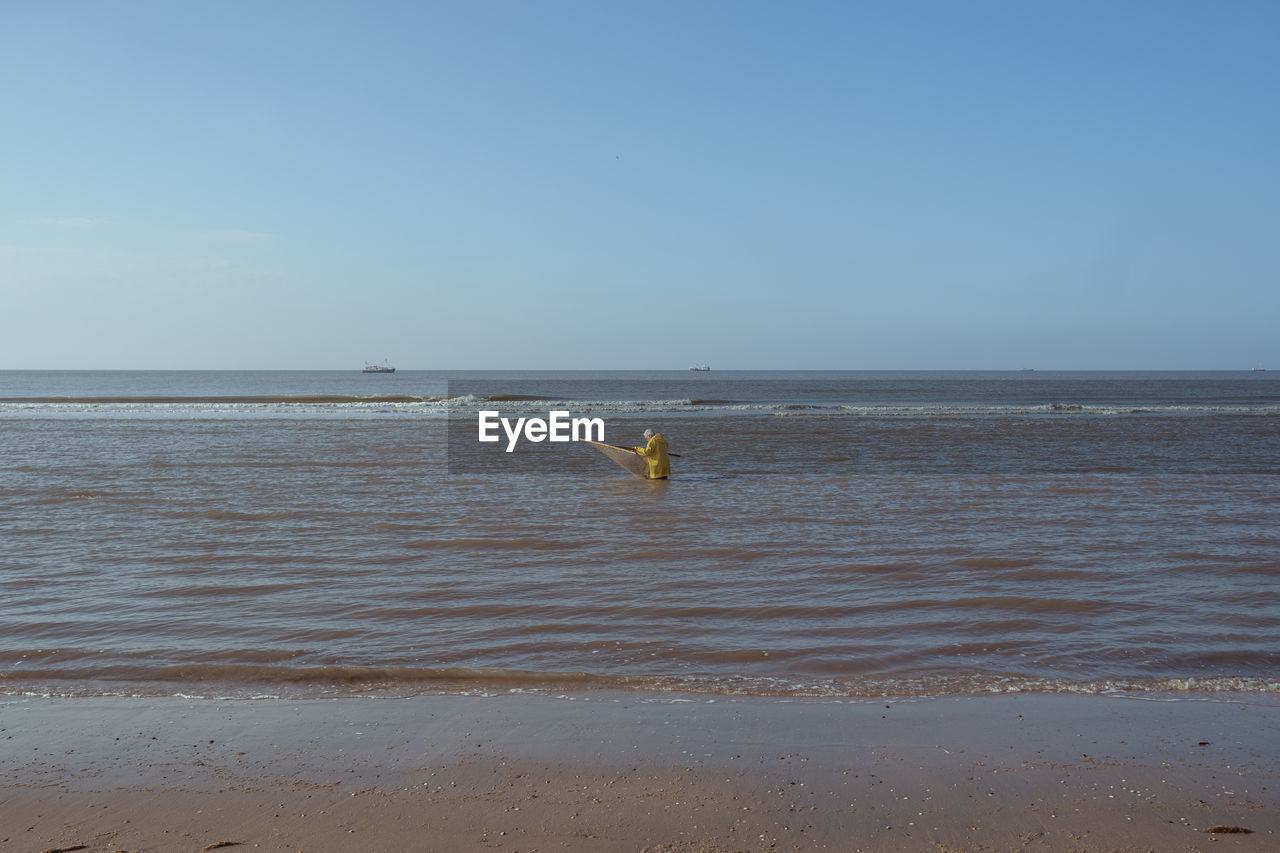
[{"xmin": 3, "ymin": 1, "xmax": 1277, "ymax": 369}]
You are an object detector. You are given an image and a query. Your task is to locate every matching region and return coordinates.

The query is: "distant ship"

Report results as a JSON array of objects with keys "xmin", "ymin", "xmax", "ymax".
[
  {"xmin": 363, "ymin": 360, "xmax": 396, "ymax": 373},
  {"xmin": 690, "ymin": 363, "xmax": 711, "ymax": 371},
  {"xmin": 1252, "ymin": 365, "xmax": 1266, "ymax": 372}
]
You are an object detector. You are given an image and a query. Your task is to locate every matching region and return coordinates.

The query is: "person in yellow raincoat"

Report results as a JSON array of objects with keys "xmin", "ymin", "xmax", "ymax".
[{"xmin": 634, "ymin": 428, "xmax": 670, "ymax": 480}]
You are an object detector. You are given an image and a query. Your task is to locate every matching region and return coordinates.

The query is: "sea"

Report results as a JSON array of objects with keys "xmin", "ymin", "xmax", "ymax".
[{"xmin": 2, "ymin": 370, "xmax": 1278, "ymax": 701}]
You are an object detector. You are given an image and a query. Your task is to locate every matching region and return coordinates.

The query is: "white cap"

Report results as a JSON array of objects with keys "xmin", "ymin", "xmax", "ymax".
[{"xmin": 644, "ymin": 429, "xmax": 655, "ymax": 438}]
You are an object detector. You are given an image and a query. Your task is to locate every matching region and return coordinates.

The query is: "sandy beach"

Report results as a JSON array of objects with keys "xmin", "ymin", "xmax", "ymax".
[{"xmin": 2, "ymin": 692, "xmax": 1276, "ymax": 852}]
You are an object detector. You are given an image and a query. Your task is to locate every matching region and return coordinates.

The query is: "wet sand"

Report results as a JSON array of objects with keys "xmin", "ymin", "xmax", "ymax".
[{"xmin": 2, "ymin": 692, "xmax": 1277, "ymax": 852}]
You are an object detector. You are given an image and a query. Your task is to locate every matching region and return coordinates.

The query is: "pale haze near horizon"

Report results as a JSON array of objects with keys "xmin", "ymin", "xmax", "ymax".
[{"xmin": 2, "ymin": 1, "xmax": 1276, "ymax": 371}]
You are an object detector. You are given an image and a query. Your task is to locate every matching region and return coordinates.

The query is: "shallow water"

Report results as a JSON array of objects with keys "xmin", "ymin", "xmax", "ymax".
[{"xmin": 2, "ymin": 370, "xmax": 1277, "ymax": 698}]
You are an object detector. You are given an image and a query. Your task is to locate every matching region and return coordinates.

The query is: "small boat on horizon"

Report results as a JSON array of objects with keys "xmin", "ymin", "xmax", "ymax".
[
  {"xmin": 1252, "ymin": 364, "xmax": 1266, "ymax": 372},
  {"xmin": 363, "ymin": 360, "xmax": 396, "ymax": 373},
  {"xmin": 690, "ymin": 363, "xmax": 711, "ymax": 371}
]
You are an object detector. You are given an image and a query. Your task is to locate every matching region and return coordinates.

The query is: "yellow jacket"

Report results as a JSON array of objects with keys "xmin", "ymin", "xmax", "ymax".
[{"xmin": 634, "ymin": 434, "xmax": 670, "ymax": 479}]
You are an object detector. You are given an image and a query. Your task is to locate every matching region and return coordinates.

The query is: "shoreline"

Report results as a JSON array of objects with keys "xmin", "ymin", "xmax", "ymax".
[{"xmin": 3, "ymin": 692, "xmax": 1277, "ymax": 852}]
